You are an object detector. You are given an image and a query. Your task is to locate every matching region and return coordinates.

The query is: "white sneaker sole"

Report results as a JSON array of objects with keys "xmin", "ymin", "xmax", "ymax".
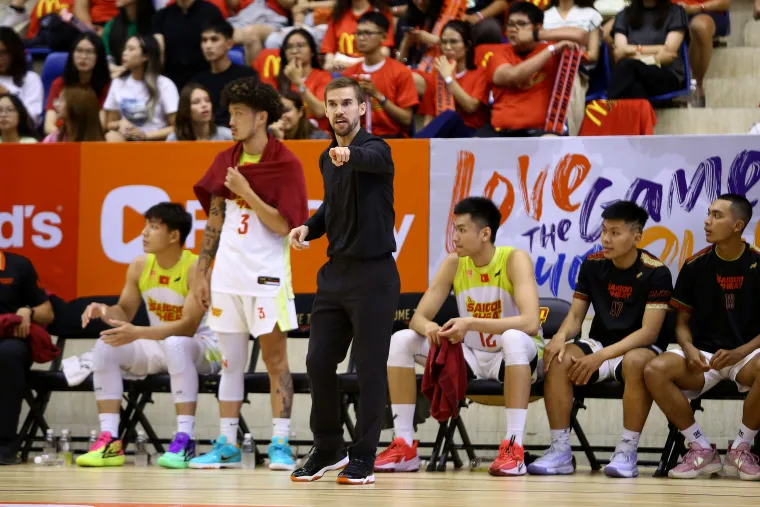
[
  {"xmin": 374, "ymin": 456, "xmax": 421, "ymax": 473},
  {"xmin": 604, "ymin": 465, "xmax": 639, "ymax": 478},
  {"xmin": 668, "ymin": 462, "xmax": 722, "ymax": 479},
  {"xmin": 188, "ymin": 461, "xmax": 241, "ymax": 469},
  {"xmin": 291, "ymin": 457, "xmax": 349, "ymax": 482},
  {"xmin": 269, "ymin": 462, "xmax": 296, "ymax": 471},
  {"xmin": 724, "ymin": 464, "xmax": 760, "ymax": 481},
  {"xmin": 337, "ymin": 473, "xmax": 375, "ymax": 485}
]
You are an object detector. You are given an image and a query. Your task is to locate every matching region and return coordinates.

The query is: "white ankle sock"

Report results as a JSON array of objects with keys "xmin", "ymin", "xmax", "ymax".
[
  {"xmin": 734, "ymin": 422, "xmax": 759, "ymax": 448},
  {"xmin": 99, "ymin": 413, "xmax": 120, "ymax": 437},
  {"xmin": 618, "ymin": 428, "xmax": 640, "ymax": 452},
  {"xmin": 220, "ymin": 417, "xmax": 239, "ymax": 444},
  {"xmin": 392, "ymin": 404, "xmax": 415, "ymax": 446},
  {"xmin": 505, "ymin": 408, "xmax": 527, "ymax": 446},
  {"xmin": 681, "ymin": 422, "xmax": 711, "ymax": 449},
  {"xmin": 550, "ymin": 428, "xmax": 571, "ymax": 449},
  {"xmin": 177, "ymin": 415, "xmax": 195, "ymax": 438},
  {"xmin": 272, "ymin": 418, "xmax": 290, "ymax": 439}
]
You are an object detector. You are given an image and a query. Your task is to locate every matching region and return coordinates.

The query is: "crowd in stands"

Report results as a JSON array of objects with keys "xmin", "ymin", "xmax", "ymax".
[{"xmin": 0, "ymin": 0, "xmax": 748, "ymax": 142}]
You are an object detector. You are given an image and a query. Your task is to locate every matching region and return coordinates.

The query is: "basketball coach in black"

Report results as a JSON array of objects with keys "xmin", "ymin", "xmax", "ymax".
[{"xmin": 288, "ymin": 77, "xmax": 400, "ymax": 485}]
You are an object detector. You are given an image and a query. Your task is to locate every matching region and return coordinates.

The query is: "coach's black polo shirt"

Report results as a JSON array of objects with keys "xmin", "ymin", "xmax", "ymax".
[
  {"xmin": 153, "ymin": 0, "xmax": 225, "ymax": 90},
  {"xmin": 0, "ymin": 252, "xmax": 48, "ymax": 315}
]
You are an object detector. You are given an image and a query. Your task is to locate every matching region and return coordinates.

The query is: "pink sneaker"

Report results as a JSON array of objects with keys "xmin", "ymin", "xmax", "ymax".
[
  {"xmin": 724, "ymin": 442, "xmax": 760, "ymax": 481},
  {"xmin": 668, "ymin": 443, "xmax": 722, "ymax": 479}
]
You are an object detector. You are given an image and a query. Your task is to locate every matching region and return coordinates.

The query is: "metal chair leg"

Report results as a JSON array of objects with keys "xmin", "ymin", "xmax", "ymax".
[{"xmin": 570, "ymin": 398, "xmax": 601, "ymax": 471}]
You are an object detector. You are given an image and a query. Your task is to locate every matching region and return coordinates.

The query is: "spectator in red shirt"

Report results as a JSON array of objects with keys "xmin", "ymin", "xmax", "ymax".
[
  {"xmin": 343, "ymin": 11, "xmax": 419, "ymax": 138},
  {"xmin": 44, "ymin": 32, "xmax": 111, "ymax": 135},
  {"xmin": 266, "ymin": 28, "xmax": 332, "ymax": 131},
  {"xmin": 416, "ymin": 20, "xmax": 490, "ymax": 138},
  {"xmin": 480, "ymin": 1, "xmax": 586, "ymax": 137},
  {"xmin": 321, "ymin": 0, "xmax": 395, "ymax": 72},
  {"xmin": 73, "ymin": 0, "xmax": 119, "ymax": 30}
]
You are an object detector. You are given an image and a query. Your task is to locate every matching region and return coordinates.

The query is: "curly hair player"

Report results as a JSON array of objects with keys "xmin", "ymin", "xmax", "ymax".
[{"xmin": 192, "ymin": 77, "xmax": 309, "ymax": 470}]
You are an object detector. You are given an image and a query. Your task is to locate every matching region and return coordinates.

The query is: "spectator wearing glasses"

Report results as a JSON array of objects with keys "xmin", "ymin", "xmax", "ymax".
[
  {"xmin": 0, "ymin": 28, "xmax": 44, "ymax": 124},
  {"xmin": 167, "ymin": 83, "xmax": 233, "ymax": 141},
  {"xmin": 44, "ymin": 33, "xmax": 111, "ymax": 135},
  {"xmin": 608, "ymin": 0, "xmax": 687, "ymax": 100},
  {"xmin": 480, "ymin": 1, "xmax": 587, "ymax": 138},
  {"xmin": 343, "ymin": 12, "xmax": 419, "ymax": 138},
  {"xmin": 104, "ymin": 35, "xmax": 179, "ymax": 142},
  {"xmin": 191, "ymin": 21, "xmax": 259, "ymax": 128},
  {"xmin": 43, "ymin": 87, "xmax": 106, "ymax": 142},
  {"xmin": 102, "ymin": 0, "xmax": 156, "ymax": 78},
  {"xmin": 416, "ymin": 20, "xmax": 490, "ymax": 138},
  {"xmin": 270, "ymin": 90, "xmax": 331, "ymax": 140},
  {"xmin": 0, "ymin": 93, "xmax": 39, "ymax": 143},
  {"xmin": 267, "ymin": 28, "xmax": 332, "ymax": 132},
  {"xmin": 321, "ymin": 0, "xmax": 395, "ymax": 72}
]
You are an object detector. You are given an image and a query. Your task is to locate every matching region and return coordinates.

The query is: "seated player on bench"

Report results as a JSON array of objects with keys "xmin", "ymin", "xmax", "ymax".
[
  {"xmin": 645, "ymin": 194, "xmax": 760, "ymax": 481},
  {"xmin": 377, "ymin": 196, "xmax": 543, "ymax": 476},
  {"xmin": 77, "ymin": 203, "xmax": 220, "ymax": 469},
  {"xmin": 528, "ymin": 201, "xmax": 673, "ymax": 478}
]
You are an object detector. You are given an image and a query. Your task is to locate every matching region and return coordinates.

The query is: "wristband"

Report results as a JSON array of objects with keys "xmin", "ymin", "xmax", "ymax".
[
  {"xmin": 444, "ymin": 76, "xmax": 453, "ymax": 85},
  {"xmin": 547, "ymin": 44, "xmax": 556, "ymax": 55},
  {"xmin": 636, "ymin": 44, "xmax": 643, "ymax": 53},
  {"xmin": 25, "ymin": 305, "xmax": 35, "ymax": 321},
  {"xmin": 298, "ymin": 84, "xmax": 307, "ymax": 94},
  {"xmin": 378, "ymin": 95, "xmax": 388, "ymax": 105}
]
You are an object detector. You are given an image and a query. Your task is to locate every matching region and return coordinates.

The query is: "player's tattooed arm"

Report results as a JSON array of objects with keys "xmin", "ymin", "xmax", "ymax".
[{"xmin": 198, "ymin": 195, "xmax": 225, "ymax": 276}]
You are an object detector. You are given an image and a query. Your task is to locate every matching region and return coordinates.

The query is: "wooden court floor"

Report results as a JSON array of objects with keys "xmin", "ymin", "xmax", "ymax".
[{"xmin": 2, "ymin": 465, "xmax": 760, "ymax": 506}]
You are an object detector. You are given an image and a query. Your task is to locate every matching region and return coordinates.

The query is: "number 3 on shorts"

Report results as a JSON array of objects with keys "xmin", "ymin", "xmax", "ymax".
[
  {"xmin": 238, "ymin": 214, "xmax": 250, "ymax": 234},
  {"xmin": 258, "ymin": 306, "xmax": 266, "ymax": 319}
]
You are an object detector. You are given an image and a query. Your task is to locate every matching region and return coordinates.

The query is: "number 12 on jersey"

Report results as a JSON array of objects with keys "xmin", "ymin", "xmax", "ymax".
[{"xmin": 479, "ymin": 332, "xmax": 496, "ymax": 348}]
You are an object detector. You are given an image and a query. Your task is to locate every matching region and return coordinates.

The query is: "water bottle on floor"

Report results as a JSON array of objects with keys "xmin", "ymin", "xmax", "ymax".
[
  {"xmin": 88, "ymin": 430, "xmax": 98, "ymax": 450},
  {"xmin": 42, "ymin": 429, "xmax": 57, "ymax": 465},
  {"xmin": 58, "ymin": 429, "xmax": 72, "ymax": 466},
  {"xmin": 134, "ymin": 431, "xmax": 149, "ymax": 467},
  {"xmin": 241, "ymin": 433, "xmax": 255, "ymax": 470},
  {"xmin": 687, "ymin": 79, "xmax": 699, "ymax": 108}
]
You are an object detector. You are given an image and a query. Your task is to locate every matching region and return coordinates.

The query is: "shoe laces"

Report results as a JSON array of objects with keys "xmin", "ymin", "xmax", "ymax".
[
  {"xmin": 610, "ymin": 449, "xmax": 635, "ymax": 464},
  {"xmin": 92, "ymin": 432, "xmax": 112, "ymax": 451},
  {"xmin": 682, "ymin": 444, "xmax": 711, "ymax": 464},
  {"xmin": 497, "ymin": 437, "xmax": 518, "ymax": 462},
  {"xmin": 344, "ymin": 457, "xmax": 371, "ymax": 476},
  {"xmin": 168, "ymin": 433, "xmax": 189, "ymax": 454},
  {"xmin": 733, "ymin": 448, "xmax": 759, "ymax": 466},
  {"xmin": 542, "ymin": 443, "xmax": 570, "ymax": 461},
  {"xmin": 378, "ymin": 440, "xmax": 403, "ymax": 457}
]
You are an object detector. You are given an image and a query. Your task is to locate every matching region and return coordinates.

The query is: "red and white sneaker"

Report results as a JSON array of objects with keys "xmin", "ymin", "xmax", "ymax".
[
  {"xmin": 374, "ymin": 438, "xmax": 421, "ymax": 472},
  {"xmin": 488, "ymin": 438, "xmax": 527, "ymax": 476}
]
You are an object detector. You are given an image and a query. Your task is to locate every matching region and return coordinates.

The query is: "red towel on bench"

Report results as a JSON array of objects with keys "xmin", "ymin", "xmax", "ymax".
[
  {"xmin": 422, "ymin": 339, "xmax": 467, "ymax": 422},
  {"xmin": 0, "ymin": 314, "xmax": 60, "ymax": 363},
  {"xmin": 193, "ymin": 136, "xmax": 309, "ymax": 230}
]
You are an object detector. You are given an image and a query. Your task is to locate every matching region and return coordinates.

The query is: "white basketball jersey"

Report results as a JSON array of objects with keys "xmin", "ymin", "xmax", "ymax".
[{"xmin": 210, "ymin": 195, "xmax": 293, "ymax": 298}]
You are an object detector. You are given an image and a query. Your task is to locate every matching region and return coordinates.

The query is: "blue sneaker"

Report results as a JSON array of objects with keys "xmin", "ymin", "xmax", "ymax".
[
  {"xmin": 188, "ymin": 435, "xmax": 241, "ymax": 469},
  {"xmin": 604, "ymin": 449, "xmax": 639, "ymax": 478},
  {"xmin": 268, "ymin": 437, "xmax": 296, "ymax": 471},
  {"xmin": 527, "ymin": 445, "xmax": 576, "ymax": 475}
]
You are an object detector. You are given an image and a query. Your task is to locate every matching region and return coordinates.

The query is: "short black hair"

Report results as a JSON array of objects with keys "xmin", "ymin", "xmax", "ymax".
[
  {"xmin": 453, "ymin": 197, "xmax": 501, "ymax": 244},
  {"xmin": 202, "ymin": 20, "xmax": 234, "ymax": 39},
  {"xmin": 601, "ymin": 200, "xmax": 649, "ymax": 232},
  {"xmin": 357, "ymin": 11, "xmax": 390, "ymax": 32},
  {"xmin": 221, "ymin": 77, "xmax": 283, "ymax": 126},
  {"xmin": 507, "ymin": 1, "xmax": 544, "ymax": 25},
  {"xmin": 324, "ymin": 76, "xmax": 365, "ymax": 104},
  {"xmin": 717, "ymin": 193, "xmax": 753, "ymax": 232},
  {"xmin": 144, "ymin": 202, "xmax": 193, "ymax": 246}
]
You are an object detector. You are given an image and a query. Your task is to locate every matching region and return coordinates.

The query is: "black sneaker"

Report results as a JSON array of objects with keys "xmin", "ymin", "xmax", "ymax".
[
  {"xmin": 337, "ymin": 455, "xmax": 375, "ymax": 485},
  {"xmin": 0, "ymin": 443, "xmax": 20, "ymax": 466},
  {"xmin": 290, "ymin": 447, "xmax": 348, "ymax": 482}
]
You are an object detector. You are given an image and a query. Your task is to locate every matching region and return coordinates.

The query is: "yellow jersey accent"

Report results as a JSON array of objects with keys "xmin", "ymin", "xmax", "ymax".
[
  {"xmin": 452, "ymin": 246, "xmax": 544, "ymax": 355},
  {"xmin": 138, "ymin": 250, "xmax": 197, "ymax": 326},
  {"xmin": 239, "ymin": 152, "xmax": 262, "ymax": 165}
]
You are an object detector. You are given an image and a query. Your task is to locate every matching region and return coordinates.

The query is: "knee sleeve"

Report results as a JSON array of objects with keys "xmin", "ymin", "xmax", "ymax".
[
  {"xmin": 164, "ymin": 336, "xmax": 200, "ymax": 403},
  {"xmin": 217, "ymin": 332, "xmax": 249, "ymax": 402},
  {"xmin": 502, "ymin": 330, "xmax": 538, "ymax": 366},
  {"xmin": 387, "ymin": 329, "xmax": 428, "ymax": 368},
  {"xmin": 92, "ymin": 338, "xmax": 127, "ymax": 401}
]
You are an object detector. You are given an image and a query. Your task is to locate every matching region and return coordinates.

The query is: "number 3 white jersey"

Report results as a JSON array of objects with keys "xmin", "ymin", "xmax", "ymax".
[{"xmin": 210, "ymin": 195, "xmax": 294, "ymax": 298}]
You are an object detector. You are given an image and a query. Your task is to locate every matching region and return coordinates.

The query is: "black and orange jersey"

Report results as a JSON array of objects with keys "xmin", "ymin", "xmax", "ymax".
[
  {"xmin": 574, "ymin": 249, "xmax": 673, "ymax": 349},
  {"xmin": 671, "ymin": 243, "xmax": 760, "ymax": 353},
  {"xmin": 0, "ymin": 251, "xmax": 49, "ymax": 315}
]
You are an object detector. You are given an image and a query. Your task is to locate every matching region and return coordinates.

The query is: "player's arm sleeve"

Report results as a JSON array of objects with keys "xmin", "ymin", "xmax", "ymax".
[
  {"xmin": 573, "ymin": 258, "xmax": 591, "ymax": 301},
  {"xmin": 348, "ymin": 137, "xmax": 394, "ymax": 174},
  {"xmin": 646, "ymin": 266, "xmax": 673, "ymax": 311},
  {"xmin": 670, "ymin": 263, "xmax": 694, "ymax": 312}
]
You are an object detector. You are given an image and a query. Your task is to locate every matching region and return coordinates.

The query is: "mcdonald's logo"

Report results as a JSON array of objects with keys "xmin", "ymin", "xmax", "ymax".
[
  {"xmin": 35, "ymin": 0, "xmax": 68, "ymax": 17},
  {"xmin": 481, "ymin": 52, "xmax": 493, "ymax": 68},
  {"xmin": 263, "ymin": 55, "xmax": 281, "ymax": 78},
  {"xmin": 584, "ymin": 100, "xmax": 616, "ymax": 127},
  {"xmin": 339, "ymin": 33, "xmax": 356, "ymax": 56}
]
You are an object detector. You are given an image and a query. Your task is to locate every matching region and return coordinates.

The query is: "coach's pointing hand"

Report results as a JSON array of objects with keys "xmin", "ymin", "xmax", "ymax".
[
  {"xmin": 329, "ymin": 147, "xmax": 350, "ymax": 166},
  {"xmin": 289, "ymin": 225, "xmax": 310, "ymax": 250}
]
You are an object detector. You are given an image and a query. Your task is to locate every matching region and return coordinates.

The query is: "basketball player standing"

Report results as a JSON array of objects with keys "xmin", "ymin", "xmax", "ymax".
[{"xmin": 289, "ymin": 77, "xmax": 401, "ymax": 485}]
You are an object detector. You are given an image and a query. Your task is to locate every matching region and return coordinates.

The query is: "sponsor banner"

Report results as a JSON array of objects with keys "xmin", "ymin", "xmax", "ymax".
[
  {"xmin": 429, "ymin": 137, "xmax": 760, "ymax": 302},
  {"xmin": 1, "ymin": 145, "xmax": 81, "ymax": 300},
  {"xmin": 75, "ymin": 140, "xmax": 429, "ymax": 297}
]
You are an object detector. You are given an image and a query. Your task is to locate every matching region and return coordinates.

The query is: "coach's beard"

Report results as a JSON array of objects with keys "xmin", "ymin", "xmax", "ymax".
[{"xmin": 332, "ymin": 115, "xmax": 359, "ymax": 137}]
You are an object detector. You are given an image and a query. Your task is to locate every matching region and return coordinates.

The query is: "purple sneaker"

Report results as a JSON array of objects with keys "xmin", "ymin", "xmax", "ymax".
[
  {"xmin": 604, "ymin": 449, "xmax": 638, "ymax": 478},
  {"xmin": 724, "ymin": 442, "xmax": 760, "ymax": 481},
  {"xmin": 668, "ymin": 443, "xmax": 722, "ymax": 479},
  {"xmin": 157, "ymin": 432, "xmax": 196, "ymax": 469}
]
